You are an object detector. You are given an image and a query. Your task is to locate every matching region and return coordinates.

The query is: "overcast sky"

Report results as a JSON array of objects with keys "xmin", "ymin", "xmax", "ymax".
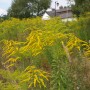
[
  {"xmin": 0, "ymin": 0, "xmax": 68, "ymax": 15},
  {"xmin": 0, "ymin": 0, "xmax": 68, "ymax": 10},
  {"xmin": 0, "ymin": 0, "xmax": 12, "ymax": 10},
  {"xmin": 51, "ymin": 0, "xmax": 68, "ymax": 8}
]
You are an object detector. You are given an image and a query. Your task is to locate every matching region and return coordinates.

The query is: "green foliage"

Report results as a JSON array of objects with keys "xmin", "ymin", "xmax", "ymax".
[
  {"xmin": 72, "ymin": 0, "xmax": 90, "ymax": 16},
  {"xmin": 45, "ymin": 41, "xmax": 71, "ymax": 90},
  {"xmin": 0, "ymin": 17, "xmax": 90, "ymax": 90},
  {"xmin": 0, "ymin": 15, "xmax": 9, "ymax": 22},
  {"xmin": 8, "ymin": 0, "xmax": 51, "ymax": 18},
  {"xmin": 68, "ymin": 14, "xmax": 90, "ymax": 42}
]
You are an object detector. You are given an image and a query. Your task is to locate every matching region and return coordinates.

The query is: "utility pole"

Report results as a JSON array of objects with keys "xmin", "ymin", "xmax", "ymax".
[{"xmin": 55, "ymin": 1, "xmax": 59, "ymax": 16}]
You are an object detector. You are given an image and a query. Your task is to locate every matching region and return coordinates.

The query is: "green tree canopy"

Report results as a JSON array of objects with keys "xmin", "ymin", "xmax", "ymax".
[
  {"xmin": 8, "ymin": 0, "xmax": 51, "ymax": 18},
  {"xmin": 71, "ymin": 0, "xmax": 90, "ymax": 17}
]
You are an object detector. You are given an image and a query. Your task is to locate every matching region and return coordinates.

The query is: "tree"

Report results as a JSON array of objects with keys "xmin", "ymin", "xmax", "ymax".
[
  {"xmin": 0, "ymin": 15, "xmax": 9, "ymax": 22},
  {"xmin": 70, "ymin": 0, "xmax": 90, "ymax": 17},
  {"xmin": 8, "ymin": 0, "xmax": 51, "ymax": 18}
]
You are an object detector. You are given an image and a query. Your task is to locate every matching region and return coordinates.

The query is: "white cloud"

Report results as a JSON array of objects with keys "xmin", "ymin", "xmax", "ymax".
[{"xmin": 0, "ymin": 8, "xmax": 7, "ymax": 16}]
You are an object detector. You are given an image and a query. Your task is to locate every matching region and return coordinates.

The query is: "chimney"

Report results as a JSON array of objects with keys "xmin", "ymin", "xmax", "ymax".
[
  {"xmin": 52, "ymin": 8, "xmax": 55, "ymax": 11},
  {"xmin": 64, "ymin": 6, "xmax": 67, "ymax": 8},
  {"xmin": 59, "ymin": 6, "xmax": 63, "ymax": 9}
]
